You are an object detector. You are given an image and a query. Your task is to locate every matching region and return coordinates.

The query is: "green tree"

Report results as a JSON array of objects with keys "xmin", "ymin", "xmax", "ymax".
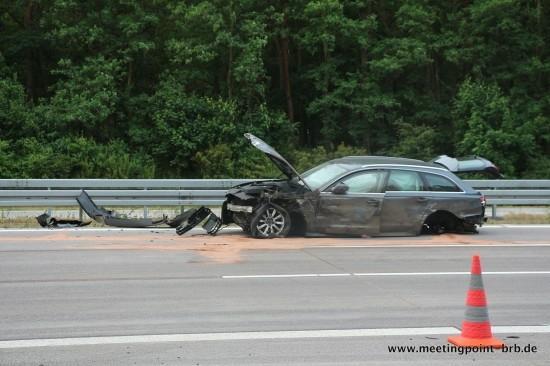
[
  {"xmin": 0, "ymin": 0, "xmax": 549, "ymax": 179},
  {"xmin": 453, "ymin": 79, "xmax": 536, "ymax": 177},
  {"xmin": 39, "ymin": 56, "xmax": 123, "ymax": 139}
]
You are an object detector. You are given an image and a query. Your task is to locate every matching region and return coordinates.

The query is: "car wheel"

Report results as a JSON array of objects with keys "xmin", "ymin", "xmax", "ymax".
[{"xmin": 250, "ymin": 203, "xmax": 291, "ymax": 238}]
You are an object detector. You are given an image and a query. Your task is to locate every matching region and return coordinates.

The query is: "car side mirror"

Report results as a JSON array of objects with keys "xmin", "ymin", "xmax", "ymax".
[{"xmin": 331, "ymin": 183, "xmax": 349, "ymax": 195}]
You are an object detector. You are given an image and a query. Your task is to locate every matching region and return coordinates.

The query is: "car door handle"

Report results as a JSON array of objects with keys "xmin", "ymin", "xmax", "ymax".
[
  {"xmin": 416, "ymin": 197, "xmax": 428, "ymax": 202},
  {"xmin": 367, "ymin": 199, "xmax": 380, "ymax": 206}
]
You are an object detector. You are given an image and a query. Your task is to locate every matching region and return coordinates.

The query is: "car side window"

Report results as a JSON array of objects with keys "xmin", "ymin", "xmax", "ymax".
[
  {"xmin": 423, "ymin": 173, "xmax": 461, "ymax": 192},
  {"xmin": 385, "ymin": 170, "xmax": 424, "ymax": 191},
  {"xmin": 334, "ymin": 170, "xmax": 386, "ymax": 193}
]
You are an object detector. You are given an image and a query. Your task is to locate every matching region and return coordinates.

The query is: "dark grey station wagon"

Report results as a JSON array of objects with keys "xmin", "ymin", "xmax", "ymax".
[{"xmin": 219, "ymin": 134, "xmax": 497, "ymax": 238}]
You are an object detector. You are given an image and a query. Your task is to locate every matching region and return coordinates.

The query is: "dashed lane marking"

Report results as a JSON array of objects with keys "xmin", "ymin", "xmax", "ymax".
[{"xmin": 222, "ymin": 271, "xmax": 550, "ymax": 279}]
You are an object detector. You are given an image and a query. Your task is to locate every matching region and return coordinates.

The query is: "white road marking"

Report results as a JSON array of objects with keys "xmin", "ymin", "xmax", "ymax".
[
  {"xmin": 492, "ymin": 325, "xmax": 550, "ymax": 333},
  {"xmin": 222, "ymin": 273, "xmax": 351, "ymax": 279},
  {"xmin": 0, "ymin": 227, "xmax": 242, "ymax": 233},
  {"xmin": 1, "ymin": 224, "xmax": 549, "ymax": 233},
  {"xmin": 483, "ymin": 225, "xmax": 550, "ymax": 228},
  {"xmin": 318, "ymin": 273, "xmax": 351, "ymax": 277},
  {"xmin": 223, "ymin": 274, "xmax": 319, "ymax": 278},
  {"xmin": 2, "ymin": 325, "xmax": 549, "ymax": 349},
  {"xmin": 309, "ymin": 243, "xmax": 550, "ymax": 248},
  {"xmin": 0, "ymin": 328, "xmax": 460, "ymax": 349},
  {"xmin": 0, "ymin": 228, "xmax": 173, "ymax": 232},
  {"xmin": 353, "ymin": 272, "xmax": 468, "ymax": 276},
  {"xmin": 484, "ymin": 271, "xmax": 550, "ymax": 275},
  {"xmin": 222, "ymin": 271, "xmax": 550, "ymax": 279},
  {"xmin": 355, "ymin": 271, "xmax": 550, "ymax": 276}
]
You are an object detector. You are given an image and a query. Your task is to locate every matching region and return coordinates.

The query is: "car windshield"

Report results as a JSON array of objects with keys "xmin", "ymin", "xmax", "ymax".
[{"xmin": 300, "ymin": 162, "xmax": 359, "ymax": 190}]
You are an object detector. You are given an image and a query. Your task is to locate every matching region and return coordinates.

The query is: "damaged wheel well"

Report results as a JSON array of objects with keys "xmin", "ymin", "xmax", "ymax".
[
  {"xmin": 271, "ymin": 199, "xmax": 306, "ymax": 236},
  {"xmin": 288, "ymin": 211, "xmax": 307, "ymax": 236},
  {"xmin": 423, "ymin": 210, "xmax": 460, "ymax": 234}
]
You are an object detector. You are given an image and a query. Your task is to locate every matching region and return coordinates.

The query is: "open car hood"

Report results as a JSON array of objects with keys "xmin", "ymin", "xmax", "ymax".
[
  {"xmin": 244, "ymin": 133, "xmax": 311, "ymax": 190},
  {"xmin": 430, "ymin": 155, "xmax": 503, "ymax": 178}
]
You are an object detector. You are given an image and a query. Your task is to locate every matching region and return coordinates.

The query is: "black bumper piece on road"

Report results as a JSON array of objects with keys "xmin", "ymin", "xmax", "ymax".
[
  {"xmin": 36, "ymin": 213, "xmax": 92, "ymax": 228},
  {"xmin": 167, "ymin": 208, "xmax": 198, "ymax": 228},
  {"xmin": 103, "ymin": 216, "xmax": 167, "ymax": 228},
  {"xmin": 76, "ymin": 190, "xmax": 113, "ymax": 220},
  {"xmin": 76, "ymin": 190, "xmax": 167, "ymax": 228},
  {"xmin": 176, "ymin": 207, "xmax": 222, "ymax": 236},
  {"xmin": 202, "ymin": 213, "xmax": 223, "ymax": 234},
  {"xmin": 53, "ymin": 190, "xmax": 223, "ymax": 231}
]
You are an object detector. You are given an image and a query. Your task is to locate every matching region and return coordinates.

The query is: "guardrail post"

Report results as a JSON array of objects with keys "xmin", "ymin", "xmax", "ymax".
[
  {"xmin": 143, "ymin": 187, "xmax": 148, "ymax": 218},
  {"xmin": 47, "ymin": 187, "xmax": 52, "ymax": 216},
  {"xmin": 491, "ymin": 204, "xmax": 497, "ymax": 219},
  {"xmin": 79, "ymin": 207, "xmax": 83, "ymax": 221}
]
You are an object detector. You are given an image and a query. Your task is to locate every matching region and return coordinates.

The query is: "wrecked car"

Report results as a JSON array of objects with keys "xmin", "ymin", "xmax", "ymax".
[{"xmin": 208, "ymin": 133, "xmax": 497, "ymax": 238}]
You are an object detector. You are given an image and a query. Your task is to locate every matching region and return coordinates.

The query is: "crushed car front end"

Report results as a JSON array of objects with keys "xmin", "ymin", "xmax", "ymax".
[{"xmin": 222, "ymin": 179, "xmax": 310, "ymax": 237}]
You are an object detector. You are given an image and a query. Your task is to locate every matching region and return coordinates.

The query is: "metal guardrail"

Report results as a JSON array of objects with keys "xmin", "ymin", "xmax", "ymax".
[
  {"xmin": 467, "ymin": 180, "xmax": 550, "ymax": 206},
  {"xmin": 0, "ymin": 179, "xmax": 253, "ymax": 207},
  {"xmin": 0, "ymin": 179, "xmax": 252, "ymax": 189},
  {"xmin": 0, "ymin": 179, "xmax": 549, "ymax": 218}
]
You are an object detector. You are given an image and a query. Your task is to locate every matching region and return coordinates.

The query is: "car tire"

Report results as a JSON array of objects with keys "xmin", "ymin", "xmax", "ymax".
[{"xmin": 250, "ymin": 203, "xmax": 291, "ymax": 238}]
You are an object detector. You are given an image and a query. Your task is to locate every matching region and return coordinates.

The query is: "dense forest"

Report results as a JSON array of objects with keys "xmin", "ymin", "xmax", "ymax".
[{"xmin": 1, "ymin": 0, "xmax": 549, "ymax": 179}]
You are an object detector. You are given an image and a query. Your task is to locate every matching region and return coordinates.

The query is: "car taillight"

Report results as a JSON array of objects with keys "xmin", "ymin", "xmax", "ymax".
[{"xmin": 480, "ymin": 194, "xmax": 486, "ymax": 207}]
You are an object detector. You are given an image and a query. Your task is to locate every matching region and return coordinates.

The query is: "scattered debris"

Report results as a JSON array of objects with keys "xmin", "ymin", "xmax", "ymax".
[
  {"xmin": 36, "ymin": 213, "xmax": 91, "ymax": 228},
  {"xmin": 167, "ymin": 209, "xmax": 197, "ymax": 228},
  {"xmin": 176, "ymin": 207, "xmax": 222, "ymax": 236},
  {"xmin": 75, "ymin": 190, "xmax": 166, "ymax": 228},
  {"xmin": 76, "ymin": 190, "xmax": 113, "ymax": 219},
  {"xmin": 103, "ymin": 216, "xmax": 167, "ymax": 228}
]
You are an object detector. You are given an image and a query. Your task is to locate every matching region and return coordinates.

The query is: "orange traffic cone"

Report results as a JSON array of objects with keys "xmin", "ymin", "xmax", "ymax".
[{"xmin": 448, "ymin": 255, "xmax": 504, "ymax": 348}]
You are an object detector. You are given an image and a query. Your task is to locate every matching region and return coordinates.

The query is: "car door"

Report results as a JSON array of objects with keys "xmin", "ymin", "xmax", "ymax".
[
  {"xmin": 379, "ymin": 169, "xmax": 429, "ymax": 235},
  {"xmin": 315, "ymin": 170, "xmax": 386, "ymax": 235}
]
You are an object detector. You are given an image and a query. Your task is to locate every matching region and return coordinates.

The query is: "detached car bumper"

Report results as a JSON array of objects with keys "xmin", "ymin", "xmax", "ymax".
[{"xmin": 175, "ymin": 207, "xmax": 223, "ymax": 235}]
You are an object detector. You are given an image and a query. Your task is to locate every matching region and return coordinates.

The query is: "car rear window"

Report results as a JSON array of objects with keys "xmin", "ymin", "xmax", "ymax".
[{"xmin": 423, "ymin": 173, "xmax": 461, "ymax": 192}]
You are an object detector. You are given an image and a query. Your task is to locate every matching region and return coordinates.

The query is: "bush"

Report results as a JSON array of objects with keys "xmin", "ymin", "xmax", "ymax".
[
  {"xmin": 135, "ymin": 76, "xmax": 296, "ymax": 177},
  {"xmin": 5, "ymin": 137, "xmax": 155, "ymax": 178}
]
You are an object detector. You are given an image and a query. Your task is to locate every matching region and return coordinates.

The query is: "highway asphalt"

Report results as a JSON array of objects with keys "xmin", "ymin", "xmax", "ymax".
[{"xmin": 1, "ymin": 226, "xmax": 550, "ymax": 365}]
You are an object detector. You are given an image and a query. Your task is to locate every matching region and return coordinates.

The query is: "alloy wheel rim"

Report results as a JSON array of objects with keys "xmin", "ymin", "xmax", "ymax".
[{"xmin": 257, "ymin": 207, "xmax": 285, "ymax": 236}]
